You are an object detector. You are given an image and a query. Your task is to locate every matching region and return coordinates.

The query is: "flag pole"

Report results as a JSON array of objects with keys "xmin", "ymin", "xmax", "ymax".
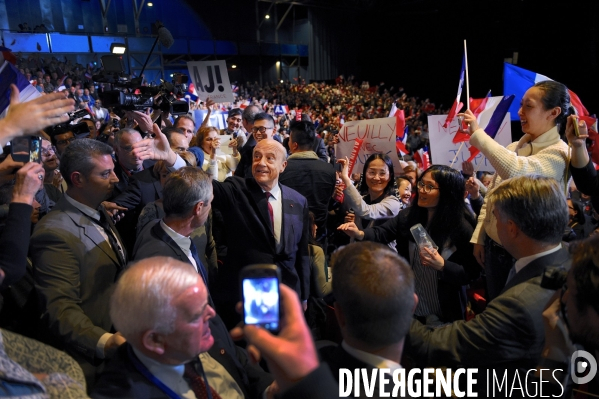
[
  {"xmin": 464, "ymin": 39, "xmax": 470, "ymax": 110},
  {"xmin": 449, "ymin": 142, "xmax": 465, "ymax": 169}
]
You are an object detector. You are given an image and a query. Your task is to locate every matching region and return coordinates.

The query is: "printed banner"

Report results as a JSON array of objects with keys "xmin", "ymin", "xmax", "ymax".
[{"xmin": 187, "ymin": 60, "xmax": 234, "ymax": 103}]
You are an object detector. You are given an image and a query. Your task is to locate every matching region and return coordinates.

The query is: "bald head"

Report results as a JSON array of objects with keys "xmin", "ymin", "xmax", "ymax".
[
  {"xmin": 110, "ymin": 257, "xmax": 201, "ymax": 340},
  {"xmin": 252, "ymin": 139, "xmax": 288, "ymax": 191}
]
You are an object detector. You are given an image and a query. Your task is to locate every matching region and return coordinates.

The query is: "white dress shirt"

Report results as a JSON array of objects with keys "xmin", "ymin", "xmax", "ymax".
[{"xmin": 159, "ymin": 220, "xmax": 198, "ymax": 272}]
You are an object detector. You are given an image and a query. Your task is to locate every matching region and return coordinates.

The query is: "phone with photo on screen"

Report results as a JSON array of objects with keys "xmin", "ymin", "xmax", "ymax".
[
  {"xmin": 240, "ymin": 264, "xmax": 281, "ymax": 333},
  {"xmin": 11, "ymin": 136, "xmax": 41, "ymax": 163}
]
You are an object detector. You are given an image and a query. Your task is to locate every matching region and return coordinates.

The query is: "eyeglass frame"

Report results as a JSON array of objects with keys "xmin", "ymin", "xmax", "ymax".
[
  {"xmin": 251, "ymin": 126, "xmax": 274, "ymax": 134},
  {"xmin": 41, "ymin": 145, "xmax": 57, "ymax": 157},
  {"xmin": 417, "ymin": 180, "xmax": 439, "ymax": 194}
]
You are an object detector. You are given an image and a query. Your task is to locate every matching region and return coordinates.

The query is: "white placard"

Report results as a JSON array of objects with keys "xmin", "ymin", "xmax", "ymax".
[
  {"xmin": 427, "ymin": 114, "xmax": 512, "ymax": 172},
  {"xmin": 335, "ymin": 117, "xmax": 403, "ymax": 176},
  {"xmin": 217, "ymin": 135, "xmax": 233, "ymax": 156},
  {"xmin": 187, "ymin": 60, "xmax": 234, "ymax": 103}
]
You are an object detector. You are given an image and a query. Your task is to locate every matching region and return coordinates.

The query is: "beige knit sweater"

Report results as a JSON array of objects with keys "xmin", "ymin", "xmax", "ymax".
[{"xmin": 469, "ymin": 126, "xmax": 569, "ymax": 245}]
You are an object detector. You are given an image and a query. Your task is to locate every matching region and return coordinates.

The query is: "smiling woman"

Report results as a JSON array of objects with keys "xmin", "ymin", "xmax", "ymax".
[
  {"xmin": 458, "ymin": 81, "xmax": 571, "ymax": 301},
  {"xmin": 337, "ymin": 153, "xmax": 401, "ymax": 250},
  {"xmin": 338, "ymin": 165, "xmax": 479, "ymax": 323}
]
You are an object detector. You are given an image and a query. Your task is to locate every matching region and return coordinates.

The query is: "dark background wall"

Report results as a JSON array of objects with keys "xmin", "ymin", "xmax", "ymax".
[{"xmin": 1, "ymin": 0, "xmax": 597, "ymax": 112}]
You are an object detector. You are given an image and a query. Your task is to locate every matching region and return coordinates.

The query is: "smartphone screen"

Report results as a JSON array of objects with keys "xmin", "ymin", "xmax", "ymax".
[
  {"xmin": 242, "ymin": 276, "xmax": 280, "ymax": 331},
  {"xmin": 29, "ymin": 137, "xmax": 41, "ymax": 163}
]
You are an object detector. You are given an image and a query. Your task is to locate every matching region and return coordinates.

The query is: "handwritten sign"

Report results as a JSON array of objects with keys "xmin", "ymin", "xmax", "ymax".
[
  {"xmin": 427, "ymin": 113, "xmax": 512, "ymax": 172},
  {"xmin": 335, "ymin": 117, "xmax": 403, "ymax": 176},
  {"xmin": 187, "ymin": 60, "xmax": 234, "ymax": 103}
]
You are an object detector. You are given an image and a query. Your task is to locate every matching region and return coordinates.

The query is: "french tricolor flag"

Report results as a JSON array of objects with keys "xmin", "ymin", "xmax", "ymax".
[
  {"xmin": 443, "ymin": 55, "xmax": 465, "ymax": 128},
  {"xmin": 391, "ymin": 106, "xmax": 409, "ymax": 155},
  {"xmin": 0, "ymin": 60, "xmax": 41, "ymax": 118},
  {"xmin": 504, "ymin": 63, "xmax": 594, "ymax": 124},
  {"xmin": 465, "ymin": 95, "xmax": 515, "ymax": 162},
  {"xmin": 414, "ymin": 145, "xmax": 430, "ymax": 170}
]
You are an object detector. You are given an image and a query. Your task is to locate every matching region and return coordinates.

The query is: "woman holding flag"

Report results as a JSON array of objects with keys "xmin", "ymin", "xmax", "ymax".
[{"xmin": 458, "ymin": 80, "xmax": 571, "ymax": 301}]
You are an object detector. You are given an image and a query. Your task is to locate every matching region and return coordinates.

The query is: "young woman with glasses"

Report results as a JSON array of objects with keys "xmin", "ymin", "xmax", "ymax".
[{"xmin": 339, "ymin": 165, "xmax": 479, "ymax": 323}]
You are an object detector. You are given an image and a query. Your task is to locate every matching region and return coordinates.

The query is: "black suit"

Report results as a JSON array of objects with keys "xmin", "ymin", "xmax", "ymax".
[
  {"xmin": 234, "ymin": 134, "xmax": 257, "ymax": 178},
  {"xmin": 212, "ymin": 176, "xmax": 310, "ymax": 327},
  {"xmin": 132, "ymin": 219, "xmax": 218, "ymax": 290},
  {"xmin": 279, "ymin": 155, "xmax": 336, "ymax": 241},
  {"xmin": 111, "ymin": 164, "xmax": 162, "ymax": 254},
  {"xmin": 90, "ymin": 315, "xmax": 273, "ymax": 398}
]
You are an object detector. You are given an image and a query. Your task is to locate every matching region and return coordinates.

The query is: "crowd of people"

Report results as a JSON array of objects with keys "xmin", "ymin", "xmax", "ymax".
[{"xmin": 0, "ymin": 54, "xmax": 599, "ymax": 398}]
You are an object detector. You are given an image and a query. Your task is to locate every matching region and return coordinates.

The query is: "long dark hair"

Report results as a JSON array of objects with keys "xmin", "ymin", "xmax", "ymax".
[
  {"xmin": 405, "ymin": 165, "xmax": 475, "ymax": 247},
  {"xmin": 569, "ymin": 199, "xmax": 586, "ymax": 226},
  {"xmin": 358, "ymin": 153, "xmax": 396, "ymax": 198}
]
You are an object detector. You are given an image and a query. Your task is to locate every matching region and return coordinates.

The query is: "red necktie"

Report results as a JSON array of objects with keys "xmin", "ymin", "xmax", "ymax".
[
  {"xmin": 265, "ymin": 192, "xmax": 274, "ymax": 231},
  {"xmin": 184, "ymin": 362, "xmax": 222, "ymax": 399}
]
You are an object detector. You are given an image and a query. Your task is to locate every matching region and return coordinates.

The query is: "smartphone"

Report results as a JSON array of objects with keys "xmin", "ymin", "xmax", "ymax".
[
  {"xmin": 572, "ymin": 116, "xmax": 580, "ymax": 137},
  {"xmin": 240, "ymin": 264, "xmax": 281, "ymax": 333},
  {"xmin": 11, "ymin": 136, "xmax": 41, "ymax": 163}
]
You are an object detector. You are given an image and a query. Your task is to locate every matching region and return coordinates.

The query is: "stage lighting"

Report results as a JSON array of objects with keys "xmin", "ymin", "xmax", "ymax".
[{"xmin": 110, "ymin": 43, "xmax": 127, "ymax": 54}]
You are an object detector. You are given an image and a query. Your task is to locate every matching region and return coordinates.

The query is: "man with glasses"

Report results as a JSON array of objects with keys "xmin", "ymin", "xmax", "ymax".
[
  {"xmin": 220, "ymin": 108, "xmax": 247, "ymax": 151},
  {"xmin": 235, "ymin": 111, "xmax": 275, "ymax": 178},
  {"xmin": 51, "ymin": 129, "xmax": 76, "ymax": 156},
  {"xmin": 406, "ymin": 175, "xmax": 571, "ymax": 395},
  {"xmin": 112, "ymin": 128, "xmax": 147, "ymax": 197}
]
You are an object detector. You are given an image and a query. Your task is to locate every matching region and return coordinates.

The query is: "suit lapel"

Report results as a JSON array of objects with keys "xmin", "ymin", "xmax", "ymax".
[
  {"xmin": 57, "ymin": 198, "xmax": 121, "ymax": 267},
  {"xmin": 150, "ymin": 222, "xmax": 189, "ymax": 264},
  {"xmin": 247, "ymin": 179, "xmax": 276, "ymax": 249},
  {"xmin": 501, "ymin": 245, "xmax": 570, "ymax": 294}
]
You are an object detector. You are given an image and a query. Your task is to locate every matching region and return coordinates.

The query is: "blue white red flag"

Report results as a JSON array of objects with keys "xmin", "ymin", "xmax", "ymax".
[
  {"xmin": 0, "ymin": 61, "xmax": 41, "ymax": 118},
  {"xmin": 443, "ymin": 55, "xmax": 465, "ymax": 128}
]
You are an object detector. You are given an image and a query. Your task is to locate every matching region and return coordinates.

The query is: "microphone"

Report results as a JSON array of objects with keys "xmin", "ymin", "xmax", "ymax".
[{"xmin": 156, "ymin": 23, "xmax": 174, "ymax": 49}]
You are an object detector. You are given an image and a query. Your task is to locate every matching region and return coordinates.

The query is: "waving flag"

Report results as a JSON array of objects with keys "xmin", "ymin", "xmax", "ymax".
[
  {"xmin": 443, "ymin": 55, "xmax": 465, "ymax": 128},
  {"xmin": 394, "ymin": 109, "xmax": 408, "ymax": 155},
  {"xmin": 465, "ymin": 95, "xmax": 515, "ymax": 162},
  {"xmin": 0, "ymin": 61, "xmax": 41, "ymax": 118},
  {"xmin": 414, "ymin": 145, "xmax": 430, "ymax": 170}
]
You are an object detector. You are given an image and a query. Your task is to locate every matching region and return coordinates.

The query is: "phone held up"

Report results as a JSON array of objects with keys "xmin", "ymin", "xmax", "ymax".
[
  {"xmin": 240, "ymin": 264, "xmax": 281, "ymax": 333},
  {"xmin": 11, "ymin": 136, "xmax": 42, "ymax": 163}
]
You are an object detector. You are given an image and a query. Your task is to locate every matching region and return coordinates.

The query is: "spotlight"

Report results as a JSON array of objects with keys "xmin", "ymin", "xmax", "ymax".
[
  {"xmin": 147, "ymin": 2, "xmax": 153, "ymax": 6},
  {"xmin": 265, "ymin": 14, "xmax": 270, "ymax": 19},
  {"xmin": 276, "ymin": 61, "xmax": 280, "ymax": 67},
  {"xmin": 110, "ymin": 43, "xmax": 127, "ymax": 54},
  {"xmin": 232, "ymin": 65, "xmax": 237, "ymax": 69}
]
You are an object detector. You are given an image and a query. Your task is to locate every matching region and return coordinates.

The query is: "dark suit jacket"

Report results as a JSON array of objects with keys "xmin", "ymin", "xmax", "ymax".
[
  {"xmin": 363, "ymin": 208, "xmax": 479, "ymax": 322},
  {"xmin": 279, "ymin": 155, "xmax": 336, "ymax": 239},
  {"xmin": 90, "ymin": 314, "xmax": 273, "ymax": 398},
  {"xmin": 212, "ymin": 177, "xmax": 310, "ymax": 302},
  {"xmin": 571, "ymin": 159, "xmax": 599, "ymax": 211},
  {"xmin": 234, "ymin": 134, "xmax": 257, "ymax": 178},
  {"xmin": 111, "ymin": 164, "xmax": 162, "ymax": 254},
  {"xmin": 406, "ymin": 245, "xmax": 571, "ymax": 377},
  {"xmin": 30, "ymin": 196, "xmax": 124, "ymax": 363},
  {"xmin": 132, "ymin": 219, "xmax": 218, "ymax": 289}
]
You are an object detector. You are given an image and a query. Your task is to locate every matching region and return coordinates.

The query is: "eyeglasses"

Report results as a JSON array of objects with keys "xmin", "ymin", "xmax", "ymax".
[
  {"xmin": 41, "ymin": 146, "xmax": 57, "ymax": 157},
  {"xmin": 417, "ymin": 181, "xmax": 439, "ymax": 194},
  {"xmin": 55, "ymin": 137, "xmax": 76, "ymax": 146},
  {"xmin": 251, "ymin": 126, "xmax": 274, "ymax": 134},
  {"xmin": 365, "ymin": 170, "xmax": 389, "ymax": 178}
]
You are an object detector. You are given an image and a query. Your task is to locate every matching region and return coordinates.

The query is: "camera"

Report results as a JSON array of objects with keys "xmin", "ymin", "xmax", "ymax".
[
  {"xmin": 540, "ymin": 266, "xmax": 568, "ymax": 291},
  {"xmin": 94, "ymin": 55, "xmax": 189, "ymax": 117}
]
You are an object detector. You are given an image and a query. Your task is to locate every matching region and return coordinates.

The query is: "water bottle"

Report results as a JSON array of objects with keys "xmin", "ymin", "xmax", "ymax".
[{"xmin": 409, "ymin": 223, "xmax": 437, "ymax": 251}]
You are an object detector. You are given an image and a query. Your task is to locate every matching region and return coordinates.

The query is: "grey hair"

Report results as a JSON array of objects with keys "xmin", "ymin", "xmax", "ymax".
[
  {"xmin": 489, "ymin": 175, "xmax": 568, "ymax": 244},
  {"xmin": 60, "ymin": 138, "xmax": 113, "ymax": 187},
  {"xmin": 110, "ymin": 257, "xmax": 200, "ymax": 339},
  {"xmin": 113, "ymin": 128, "xmax": 141, "ymax": 147},
  {"xmin": 162, "ymin": 167, "xmax": 212, "ymax": 217},
  {"xmin": 331, "ymin": 242, "xmax": 415, "ymax": 346}
]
